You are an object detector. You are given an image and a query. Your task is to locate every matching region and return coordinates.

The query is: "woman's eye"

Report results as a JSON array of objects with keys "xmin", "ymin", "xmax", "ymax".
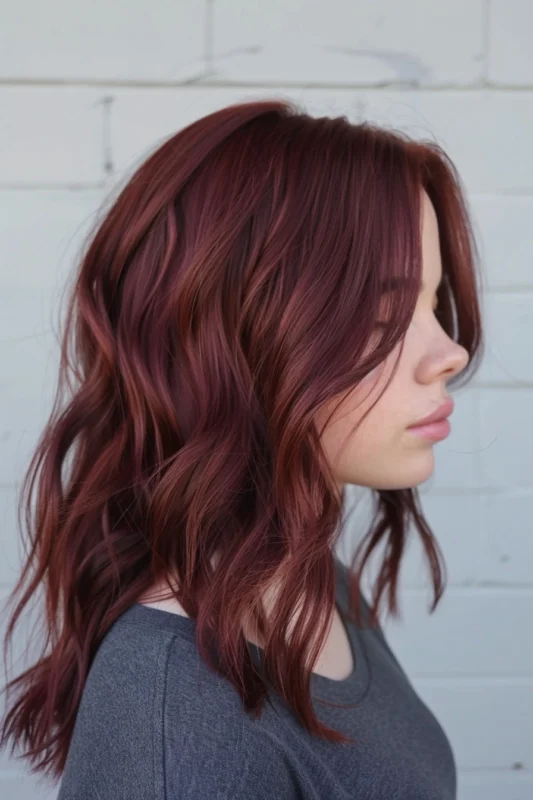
[{"xmin": 375, "ymin": 300, "xmax": 439, "ymax": 329}]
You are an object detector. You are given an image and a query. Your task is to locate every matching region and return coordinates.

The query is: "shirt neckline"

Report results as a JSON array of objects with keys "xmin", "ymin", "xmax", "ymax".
[{"xmin": 117, "ymin": 555, "xmax": 370, "ymax": 705}]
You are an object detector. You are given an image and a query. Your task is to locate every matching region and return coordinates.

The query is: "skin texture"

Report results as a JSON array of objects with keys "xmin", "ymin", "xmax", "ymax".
[{"xmin": 138, "ymin": 189, "xmax": 470, "ymax": 679}]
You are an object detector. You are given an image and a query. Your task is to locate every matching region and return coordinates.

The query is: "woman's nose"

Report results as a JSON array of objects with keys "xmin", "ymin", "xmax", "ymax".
[{"xmin": 442, "ymin": 341, "xmax": 469, "ymax": 379}]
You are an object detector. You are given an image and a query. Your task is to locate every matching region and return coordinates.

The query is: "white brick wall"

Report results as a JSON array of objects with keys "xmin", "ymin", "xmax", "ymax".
[{"xmin": 1, "ymin": 2, "xmax": 532, "ymax": 798}]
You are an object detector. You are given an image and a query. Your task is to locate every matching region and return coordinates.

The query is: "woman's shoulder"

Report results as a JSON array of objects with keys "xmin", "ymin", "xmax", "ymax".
[{"xmin": 58, "ymin": 612, "xmax": 304, "ymax": 799}]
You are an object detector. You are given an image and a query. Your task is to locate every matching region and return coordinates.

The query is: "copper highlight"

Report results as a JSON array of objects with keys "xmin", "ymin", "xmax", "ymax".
[{"xmin": 0, "ymin": 98, "xmax": 484, "ymax": 781}]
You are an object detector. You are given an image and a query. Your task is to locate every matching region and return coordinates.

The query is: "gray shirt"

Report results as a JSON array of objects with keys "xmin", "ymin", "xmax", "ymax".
[{"xmin": 57, "ymin": 556, "xmax": 457, "ymax": 799}]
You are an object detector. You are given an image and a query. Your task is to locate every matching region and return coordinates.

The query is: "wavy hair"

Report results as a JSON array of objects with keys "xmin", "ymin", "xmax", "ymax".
[{"xmin": 1, "ymin": 97, "xmax": 484, "ymax": 781}]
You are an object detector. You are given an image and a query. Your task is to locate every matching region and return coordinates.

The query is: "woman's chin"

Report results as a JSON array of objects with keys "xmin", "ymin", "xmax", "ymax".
[
  {"xmin": 374, "ymin": 452, "xmax": 436, "ymax": 491},
  {"xmin": 404, "ymin": 450, "xmax": 436, "ymax": 488}
]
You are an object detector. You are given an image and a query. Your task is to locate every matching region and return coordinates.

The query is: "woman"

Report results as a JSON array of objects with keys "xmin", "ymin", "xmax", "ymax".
[{"xmin": 0, "ymin": 98, "xmax": 483, "ymax": 798}]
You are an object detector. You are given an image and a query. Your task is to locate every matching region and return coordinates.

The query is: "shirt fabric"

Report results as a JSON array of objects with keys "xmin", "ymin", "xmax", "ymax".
[{"xmin": 57, "ymin": 555, "xmax": 457, "ymax": 799}]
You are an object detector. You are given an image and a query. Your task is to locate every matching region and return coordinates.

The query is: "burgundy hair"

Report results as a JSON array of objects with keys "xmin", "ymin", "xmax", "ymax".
[{"xmin": 0, "ymin": 98, "xmax": 484, "ymax": 781}]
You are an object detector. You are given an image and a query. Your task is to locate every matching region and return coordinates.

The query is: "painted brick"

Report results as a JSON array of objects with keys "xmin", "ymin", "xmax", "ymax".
[
  {"xmin": 0, "ymin": 486, "xmax": 25, "ymax": 587},
  {"xmin": 0, "ymin": 88, "xmax": 105, "ymax": 185},
  {"xmin": 213, "ymin": 0, "xmax": 484, "ymax": 86},
  {"xmin": 475, "ymin": 291, "xmax": 533, "ymax": 384},
  {"xmin": 383, "ymin": 589, "xmax": 533, "ymax": 675},
  {"xmin": 0, "ymin": 188, "xmax": 104, "ymax": 289},
  {"xmin": 479, "ymin": 491, "xmax": 533, "ymax": 584},
  {"xmin": 0, "ymin": 1, "xmax": 206, "ymax": 83},
  {"xmin": 414, "ymin": 680, "xmax": 533, "ymax": 769},
  {"xmin": 458, "ymin": 772, "xmax": 533, "ymax": 800},
  {"xmin": 468, "ymin": 195, "xmax": 533, "ymax": 289},
  {"xmin": 488, "ymin": 0, "xmax": 533, "ymax": 85},
  {"xmin": 109, "ymin": 87, "xmax": 253, "ymax": 174},
  {"xmin": 478, "ymin": 389, "xmax": 533, "ymax": 487}
]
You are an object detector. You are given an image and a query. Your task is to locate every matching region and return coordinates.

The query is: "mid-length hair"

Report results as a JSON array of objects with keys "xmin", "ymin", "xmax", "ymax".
[{"xmin": 1, "ymin": 98, "xmax": 484, "ymax": 781}]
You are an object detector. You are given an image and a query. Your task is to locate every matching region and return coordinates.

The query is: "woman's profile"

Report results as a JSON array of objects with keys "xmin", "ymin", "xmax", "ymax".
[{"xmin": 0, "ymin": 98, "xmax": 484, "ymax": 799}]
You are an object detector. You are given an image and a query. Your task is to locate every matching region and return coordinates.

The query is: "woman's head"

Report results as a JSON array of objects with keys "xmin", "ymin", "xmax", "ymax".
[{"xmin": 1, "ymin": 98, "xmax": 484, "ymax": 776}]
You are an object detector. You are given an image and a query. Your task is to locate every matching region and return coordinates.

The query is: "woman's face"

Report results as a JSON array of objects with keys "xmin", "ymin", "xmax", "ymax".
[{"xmin": 317, "ymin": 190, "xmax": 470, "ymax": 491}]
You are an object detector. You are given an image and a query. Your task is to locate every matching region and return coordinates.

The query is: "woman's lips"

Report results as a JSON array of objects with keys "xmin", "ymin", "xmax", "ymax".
[
  {"xmin": 407, "ymin": 418, "xmax": 451, "ymax": 441},
  {"xmin": 406, "ymin": 397, "xmax": 454, "ymax": 440}
]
